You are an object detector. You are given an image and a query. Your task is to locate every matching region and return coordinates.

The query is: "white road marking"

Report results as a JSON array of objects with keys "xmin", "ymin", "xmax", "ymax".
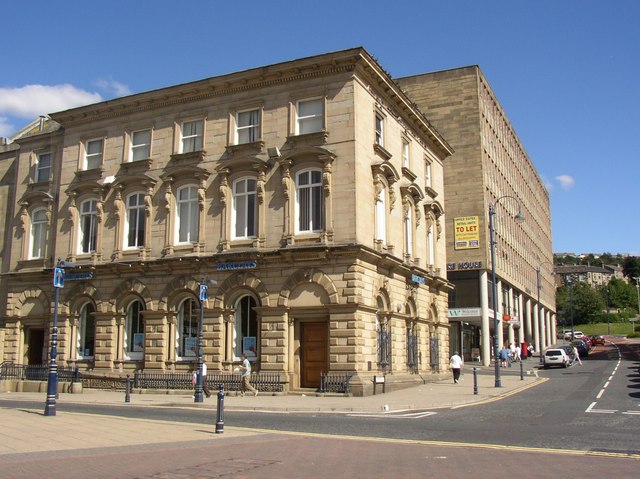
[
  {"xmin": 622, "ymin": 411, "xmax": 640, "ymax": 415},
  {"xmin": 347, "ymin": 411, "xmax": 437, "ymax": 419},
  {"xmin": 596, "ymin": 389, "xmax": 605, "ymax": 399}
]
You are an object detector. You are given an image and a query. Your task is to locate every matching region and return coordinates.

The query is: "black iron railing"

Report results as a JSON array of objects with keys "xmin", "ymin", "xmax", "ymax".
[
  {"xmin": 0, "ymin": 363, "xmax": 79, "ymax": 382},
  {"xmin": 320, "ymin": 371, "xmax": 353, "ymax": 394},
  {"xmin": 133, "ymin": 370, "xmax": 284, "ymax": 393}
]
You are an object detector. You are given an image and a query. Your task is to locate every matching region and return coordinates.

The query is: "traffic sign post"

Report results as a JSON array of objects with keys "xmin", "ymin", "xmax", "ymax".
[{"xmin": 45, "ymin": 259, "xmax": 77, "ymax": 417}]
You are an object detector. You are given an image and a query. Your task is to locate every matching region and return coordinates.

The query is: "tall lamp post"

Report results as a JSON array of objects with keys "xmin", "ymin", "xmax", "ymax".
[
  {"xmin": 489, "ymin": 196, "xmax": 525, "ymax": 388},
  {"xmin": 45, "ymin": 259, "xmax": 75, "ymax": 416},
  {"xmin": 633, "ymin": 277, "xmax": 640, "ymax": 334},
  {"xmin": 567, "ymin": 275, "xmax": 575, "ymax": 339},
  {"xmin": 536, "ymin": 261, "xmax": 554, "ymax": 353},
  {"xmin": 194, "ymin": 278, "xmax": 217, "ymax": 403}
]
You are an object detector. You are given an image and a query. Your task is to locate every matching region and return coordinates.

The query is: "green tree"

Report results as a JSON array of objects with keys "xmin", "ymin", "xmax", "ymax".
[
  {"xmin": 600, "ymin": 278, "xmax": 638, "ymax": 313},
  {"xmin": 623, "ymin": 256, "xmax": 640, "ymax": 281},
  {"xmin": 556, "ymin": 282, "xmax": 605, "ymax": 325}
]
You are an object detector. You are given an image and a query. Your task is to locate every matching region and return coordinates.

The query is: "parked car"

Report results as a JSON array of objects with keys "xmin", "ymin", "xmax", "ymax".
[
  {"xmin": 571, "ymin": 340, "xmax": 589, "ymax": 358},
  {"xmin": 560, "ymin": 344, "xmax": 573, "ymax": 356},
  {"xmin": 543, "ymin": 348, "xmax": 570, "ymax": 369},
  {"xmin": 572, "ymin": 331, "xmax": 584, "ymax": 339},
  {"xmin": 591, "ymin": 335, "xmax": 605, "ymax": 346}
]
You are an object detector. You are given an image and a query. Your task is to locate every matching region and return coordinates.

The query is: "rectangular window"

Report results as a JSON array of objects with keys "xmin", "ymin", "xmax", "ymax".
[
  {"xmin": 425, "ymin": 160, "xmax": 432, "ymax": 188},
  {"xmin": 85, "ymin": 139, "xmax": 103, "ymax": 170},
  {"xmin": 130, "ymin": 129, "xmax": 151, "ymax": 161},
  {"xmin": 404, "ymin": 210, "xmax": 413, "ymax": 257},
  {"xmin": 30, "ymin": 209, "xmax": 47, "ymax": 259},
  {"xmin": 236, "ymin": 109, "xmax": 260, "ymax": 144},
  {"xmin": 127, "ymin": 193, "xmax": 146, "ymax": 248},
  {"xmin": 79, "ymin": 200, "xmax": 98, "ymax": 254},
  {"xmin": 233, "ymin": 178, "xmax": 257, "ymax": 239},
  {"xmin": 177, "ymin": 186, "xmax": 199, "ymax": 243},
  {"xmin": 375, "ymin": 184, "xmax": 386, "ymax": 243},
  {"xmin": 181, "ymin": 120, "xmax": 204, "ymax": 153},
  {"xmin": 402, "ymin": 140, "xmax": 410, "ymax": 168},
  {"xmin": 375, "ymin": 114, "xmax": 384, "ymax": 147},
  {"xmin": 36, "ymin": 153, "xmax": 51, "ymax": 182},
  {"xmin": 296, "ymin": 170, "xmax": 323, "ymax": 233},
  {"xmin": 296, "ymin": 98, "xmax": 323, "ymax": 135},
  {"xmin": 428, "ymin": 225, "xmax": 435, "ymax": 265}
]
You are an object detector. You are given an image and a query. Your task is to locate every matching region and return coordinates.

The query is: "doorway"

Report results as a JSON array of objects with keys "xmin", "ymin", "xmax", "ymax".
[
  {"xmin": 27, "ymin": 328, "xmax": 45, "ymax": 365},
  {"xmin": 300, "ymin": 322, "xmax": 328, "ymax": 388}
]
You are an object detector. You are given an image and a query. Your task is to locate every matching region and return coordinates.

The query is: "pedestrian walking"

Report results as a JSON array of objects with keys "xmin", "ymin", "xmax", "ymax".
[
  {"xmin": 450, "ymin": 351, "xmax": 463, "ymax": 384},
  {"xmin": 239, "ymin": 352, "xmax": 259, "ymax": 396},
  {"xmin": 571, "ymin": 345, "xmax": 582, "ymax": 366},
  {"xmin": 500, "ymin": 346, "xmax": 509, "ymax": 367},
  {"xmin": 201, "ymin": 361, "xmax": 211, "ymax": 398}
]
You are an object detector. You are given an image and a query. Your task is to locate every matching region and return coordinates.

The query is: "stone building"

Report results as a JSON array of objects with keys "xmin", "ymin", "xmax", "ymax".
[
  {"xmin": 0, "ymin": 48, "xmax": 453, "ymax": 395},
  {"xmin": 397, "ymin": 67, "xmax": 555, "ymax": 364}
]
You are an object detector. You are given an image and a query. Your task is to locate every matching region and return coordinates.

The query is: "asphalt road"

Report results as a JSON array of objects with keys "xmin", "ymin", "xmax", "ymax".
[{"xmin": 2, "ymin": 341, "xmax": 638, "ymax": 455}]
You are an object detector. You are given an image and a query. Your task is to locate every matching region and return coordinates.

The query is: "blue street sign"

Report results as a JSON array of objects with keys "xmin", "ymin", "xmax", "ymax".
[
  {"xmin": 199, "ymin": 284, "xmax": 208, "ymax": 301},
  {"xmin": 65, "ymin": 272, "xmax": 94, "ymax": 281},
  {"xmin": 53, "ymin": 268, "xmax": 64, "ymax": 288}
]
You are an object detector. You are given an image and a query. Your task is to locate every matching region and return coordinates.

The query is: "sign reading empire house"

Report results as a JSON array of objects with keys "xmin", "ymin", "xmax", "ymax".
[{"xmin": 454, "ymin": 216, "xmax": 480, "ymax": 250}]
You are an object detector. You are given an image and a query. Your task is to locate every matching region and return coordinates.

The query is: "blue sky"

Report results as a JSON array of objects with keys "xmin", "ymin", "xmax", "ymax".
[{"xmin": 2, "ymin": 0, "xmax": 638, "ymax": 256}]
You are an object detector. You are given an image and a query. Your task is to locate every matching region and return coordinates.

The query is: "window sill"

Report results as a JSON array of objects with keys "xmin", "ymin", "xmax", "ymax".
[
  {"xmin": 286, "ymin": 130, "xmax": 328, "ymax": 146},
  {"xmin": 226, "ymin": 140, "xmax": 265, "ymax": 157},
  {"xmin": 74, "ymin": 168, "xmax": 104, "ymax": 181},
  {"xmin": 373, "ymin": 143, "xmax": 392, "ymax": 161},
  {"xmin": 170, "ymin": 150, "xmax": 206, "ymax": 165}
]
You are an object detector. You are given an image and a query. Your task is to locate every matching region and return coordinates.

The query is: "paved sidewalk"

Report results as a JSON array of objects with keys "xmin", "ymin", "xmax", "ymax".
[{"xmin": 0, "ymin": 365, "xmax": 543, "ymax": 456}]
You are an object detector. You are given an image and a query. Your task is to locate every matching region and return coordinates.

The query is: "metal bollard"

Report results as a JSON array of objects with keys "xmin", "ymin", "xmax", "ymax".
[
  {"xmin": 215, "ymin": 384, "xmax": 225, "ymax": 434},
  {"xmin": 473, "ymin": 367, "xmax": 478, "ymax": 395},
  {"xmin": 125, "ymin": 375, "xmax": 131, "ymax": 403},
  {"xmin": 520, "ymin": 360, "xmax": 524, "ymax": 380}
]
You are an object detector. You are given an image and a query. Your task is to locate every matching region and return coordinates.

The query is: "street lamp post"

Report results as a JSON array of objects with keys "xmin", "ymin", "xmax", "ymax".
[
  {"xmin": 45, "ymin": 259, "xmax": 75, "ymax": 416},
  {"xmin": 567, "ymin": 275, "xmax": 575, "ymax": 339},
  {"xmin": 489, "ymin": 196, "xmax": 525, "ymax": 388},
  {"xmin": 633, "ymin": 277, "xmax": 640, "ymax": 334},
  {"xmin": 194, "ymin": 278, "xmax": 217, "ymax": 403}
]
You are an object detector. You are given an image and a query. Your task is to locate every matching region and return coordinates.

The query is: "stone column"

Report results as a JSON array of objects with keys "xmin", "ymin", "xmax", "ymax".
[
  {"xmin": 496, "ymin": 279, "xmax": 504, "ymax": 349},
  {"xmin": 480, "ymin": 270, "xmax": 490, "ymax": 366},
  {"xmin": 524, "ymin": 298, "xmax": 532, "ymax": 344}
]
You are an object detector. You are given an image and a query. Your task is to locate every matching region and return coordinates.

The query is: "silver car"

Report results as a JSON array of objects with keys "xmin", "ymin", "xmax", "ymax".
[{"xmin": 543, "ymin": 348, "xmax": 570, "ymax": 369}]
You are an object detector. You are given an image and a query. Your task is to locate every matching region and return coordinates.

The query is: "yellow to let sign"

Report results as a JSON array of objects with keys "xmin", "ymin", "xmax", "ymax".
[{"xmin": 454, "ymin": 216, "xmax": 480, "ymax": 250}]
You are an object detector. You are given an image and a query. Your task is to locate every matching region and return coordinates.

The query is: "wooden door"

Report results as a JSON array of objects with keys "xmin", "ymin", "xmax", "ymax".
[{"xmin": 301, "ymin": 322, "xmax": 328, "ymax": 388}]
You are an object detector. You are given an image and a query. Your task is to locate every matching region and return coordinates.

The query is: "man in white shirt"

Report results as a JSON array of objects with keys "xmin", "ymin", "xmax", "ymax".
[
  {"xmin": 201, "ymin": 361, "xmax": 211, "ymax": 398},
  {"xmin": 450, "ymin": 351, "xmax": 464, "ymax": 384},
  {"xmin": 239, "ymin": 353, "xmax": 259, "ymax": 396}
]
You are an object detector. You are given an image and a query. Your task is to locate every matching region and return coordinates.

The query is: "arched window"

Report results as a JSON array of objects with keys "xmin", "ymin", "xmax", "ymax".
[
  {"xmin": 30, "ymin": 208, "xmax": 47, "ymax": 259},
  {"xmin": 295, "ymin": 169, "xmax": 323, "ymax": 233},
  {"xmin": 376, "ymin": 297, "xmax": 391, "ymax": 370},
  {"xmin": 233, "ymin": 296, "xmax": 258, "ymax": 361},
  {"xmin": 125, "ymin": 300, "xmax": 145, "ymax": 359},
  {"xmin": 404, "ymin": 207, "xmax": 413, "ymax": 258},
  {"xmin": 79, "ymin": 199, "xmax": 98, "ymax": 254},
  {"xmin": 176, "ymin": 185, "xmax": 199, "ymax": 244},
  {"xmin": 375, "ymin": 183, "xmax": 387, "ymax": 243},
  {"xmin": 126, "ymin": 192, "xmax": 146, "ymax": 248},
  {"xmin": 177, "ymin": 298, "xmax": 198, "ymax": 359},
  {"xmin": 232, "ymin": 177, "xmax": 257, "ymax": 239},
  {"xmin": 427, "ymin": 224, "xmax": 435, "ymax": 265},
  {"xmin": 77, "ymin": 302, "xmax": 96, "ymax": 359}
]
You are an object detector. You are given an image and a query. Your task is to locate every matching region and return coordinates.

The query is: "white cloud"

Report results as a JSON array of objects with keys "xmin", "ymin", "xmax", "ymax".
[
  {"xmin": 0, "ymin": 84, "xmax": 103, "ymax": 119},
  {"xmin": 94, "ymin": 78, "xmax": 132, "ymax": 97},
  {"xmin": 0, "ymin": 116, "xmax": 14, "ymax": 137},
  {"xmin": 555, "ymin": 174, "xmax": 575, "ymax": 190}
]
